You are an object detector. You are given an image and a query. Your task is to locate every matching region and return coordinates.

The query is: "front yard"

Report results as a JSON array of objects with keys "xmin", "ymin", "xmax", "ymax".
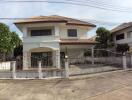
[{"xmin": 0, "ymin": 71, "xmax": 132, "ymax": 100}]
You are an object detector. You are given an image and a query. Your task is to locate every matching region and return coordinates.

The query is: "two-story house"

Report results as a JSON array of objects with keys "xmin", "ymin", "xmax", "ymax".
[
  {"xmin": 111, "ymin": 22, "xmax": 132, "ymax": 51},
  {"xmin": 14, "ymin": 15, "xmax": 96, "ymax": 70}
]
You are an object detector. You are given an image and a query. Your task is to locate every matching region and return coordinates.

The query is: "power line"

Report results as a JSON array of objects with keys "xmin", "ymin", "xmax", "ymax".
[
  {"xmin": 76, "ymin": 0, "xmax": 131, "ymax": 10},
  {"xmin": 0, "ymin": 0, "xmax": 132, "ymax": 13},
  {"xmin": 82, "ymin": 19, "xmax": 121, "ymax": 25},
  {"xmin": 66, "ymin": 0, "xmax": 132, "ymax": 11}
]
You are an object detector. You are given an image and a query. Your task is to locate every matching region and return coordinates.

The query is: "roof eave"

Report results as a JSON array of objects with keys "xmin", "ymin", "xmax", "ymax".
[
  {"xmin": 66, "ymin": 23, "xmax": 96, "ymax": 27},
  {"xmin": 14, "ymin": 20, "xmax": 67, "ymax": 25}
]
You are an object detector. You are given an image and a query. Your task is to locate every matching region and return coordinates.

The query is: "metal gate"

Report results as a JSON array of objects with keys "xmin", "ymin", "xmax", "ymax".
[
  {"xmin": 126, "ymin": 53, "xmax": 132, "ymax": 68},
  {"xmin": 68, "ymin": 49, "xmax": 124, "ymax": 76}
]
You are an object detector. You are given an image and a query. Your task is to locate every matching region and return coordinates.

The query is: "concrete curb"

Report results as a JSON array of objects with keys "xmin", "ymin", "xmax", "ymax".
[{"xmin": 69, "ymin": 69, "xmax": 132, "ymax": 80}]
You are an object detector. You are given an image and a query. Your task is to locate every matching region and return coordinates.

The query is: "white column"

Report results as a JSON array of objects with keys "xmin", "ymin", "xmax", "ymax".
[
  {"xmin": 91, "ymin": 47, "xmax": 94, "ymax": 65},
  {"xmin": 56, "ymin": 50, "xmax": 60, "ymax": 69},
  {"xmin": 52, "ymin": 51, "xmax": 56, "ymax": 67},
  {"xmin": 22, "ymin": 27, "xmax": 28, "ymax": 38},
  {"xmin": 23, "ymin": 51, "xmax": 29, "ymax": 70},
  {"xmin": 124, "ymin": 32, "xmax": 127, "ymax": 39},
  {"xmin": 12, "ymin": 61, "xmax": 16, "ymax": 79},
  {"xmin": 54, "ymin": 26, "xmax": 60, "ymax": 37},
  {"xmin": 28, "ymin": 52, "xmax": 31, "ymax": 68},
  {"xmin": 123, "ymin": 53, "xmax": 127, "ymax": 70},
  {"xmin": 38, "ymin": 61, "xmax": 43, "ymax": 79}
]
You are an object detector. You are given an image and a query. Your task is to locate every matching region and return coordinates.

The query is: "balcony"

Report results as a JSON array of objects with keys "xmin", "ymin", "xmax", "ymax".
[
  {"xmin": 23, "ymin": 35, "xmax": 60, "ymax": 43},
  {"xmin": 116, "ymin": 38, "xmax": 132, "ymax": 44}
]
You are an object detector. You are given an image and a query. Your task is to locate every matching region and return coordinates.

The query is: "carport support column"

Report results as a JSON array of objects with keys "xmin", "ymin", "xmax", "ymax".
[
  {"xmin": 56, "ymin": 50, "xmax": 60, "ymax": 68},
  {"xmin": 91, "ymin": 47, "xmax": 94, "ymax": 65},
  {"xmin": 23, "ymin": 51, "xmax": 29, "ymax": 70},
  {"xmin": 123, "ymin": 53, "xmax": 127, "ymax": 70}
]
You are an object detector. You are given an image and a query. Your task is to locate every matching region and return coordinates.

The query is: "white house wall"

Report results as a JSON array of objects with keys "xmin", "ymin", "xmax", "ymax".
[{"xmin": 59, "ymin": 25, "xmax": 90, "ymax": 39}]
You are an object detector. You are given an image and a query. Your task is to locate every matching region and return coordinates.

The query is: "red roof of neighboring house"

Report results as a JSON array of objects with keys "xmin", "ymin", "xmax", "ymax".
[
  {"xmin": 111, "ymin": 22, "xmax": 132, "ymax": 33},
  {"xmin": 60, "ymin": 39, "xmax": 97, "ymax": 45},
  {"xmin": 14, "ymin": 15, "xmax": 96, "ymax": 27}
]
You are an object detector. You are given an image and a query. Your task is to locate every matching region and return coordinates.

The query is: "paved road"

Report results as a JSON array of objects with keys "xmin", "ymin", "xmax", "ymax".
[{"xmin": 0, "ymin": 71, "xmax": 132, "ymax": 100}]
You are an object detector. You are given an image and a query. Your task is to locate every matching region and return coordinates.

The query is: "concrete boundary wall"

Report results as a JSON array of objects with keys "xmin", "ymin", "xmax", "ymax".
[
  {"xmin": 0, "ymin": 62, "xmax": 11, "ymax": 71},
  {"xmin": 0, "ymin": 70, "xmax": 65, "ymax": 79}
]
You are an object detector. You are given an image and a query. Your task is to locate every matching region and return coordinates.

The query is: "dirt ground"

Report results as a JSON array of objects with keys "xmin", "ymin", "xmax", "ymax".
[{"xmin": 0, "ymin": 71, "xmax": 132, "ymax": 100}]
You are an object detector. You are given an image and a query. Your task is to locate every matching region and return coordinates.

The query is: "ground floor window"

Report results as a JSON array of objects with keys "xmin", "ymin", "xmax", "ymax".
[{"xmin": 31, "ymin": 52, "xmax": 52, "ymax": 68}]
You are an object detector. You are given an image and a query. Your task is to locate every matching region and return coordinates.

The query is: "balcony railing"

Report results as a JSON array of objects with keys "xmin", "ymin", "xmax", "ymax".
[
  {"xmin": 23, "ymin": 35, "xmax": 60, "ymax": 43},
  {"xmin": 116, "ymin": 38, "xmax": 132, "ymax": 44}
]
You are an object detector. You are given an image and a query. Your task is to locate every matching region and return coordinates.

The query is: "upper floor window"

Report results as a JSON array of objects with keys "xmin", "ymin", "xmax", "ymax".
[
  {"xmin": 116, "ymin": 33, "xmax": 124, "ymax": 41},
  {"xmin": 127, "ymin": 31, "xmax": 132, "ymax": 38},
  {"xmin": 67, "ymin": 29, "xmax": 77, "ymax": 37},
  {"xmin": 31, "ymin": 29, "xmax": 52, "ymax": 36}
]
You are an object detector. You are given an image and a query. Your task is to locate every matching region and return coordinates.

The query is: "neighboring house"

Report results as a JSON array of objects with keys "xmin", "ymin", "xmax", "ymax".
[
  {"xmin": 111, "ymin": 22, "xmax": 132, "ymax": 51},
  {"xmin": 14, "ymin": 15, "xmax": 96, "ymax": 70},
  {"xmin": 88, "ymin": 35, "xmax": 97, "ymax": 41}
]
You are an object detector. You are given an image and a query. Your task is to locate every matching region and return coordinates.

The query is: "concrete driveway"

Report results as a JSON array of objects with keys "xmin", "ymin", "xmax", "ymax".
[{"xmin": 0, "ymin": 70, "xmax": 132, "ymax": 100}]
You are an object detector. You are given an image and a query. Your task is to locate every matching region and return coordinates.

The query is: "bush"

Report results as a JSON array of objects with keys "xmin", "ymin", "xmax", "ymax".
[{"xmin": 116, "ymin": 44, "xmax": 129, "ymax": 54}]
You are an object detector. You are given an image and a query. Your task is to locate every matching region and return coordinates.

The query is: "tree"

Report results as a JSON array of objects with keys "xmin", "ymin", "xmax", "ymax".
[
  {"xmin": 95, "ymin": 27, "xmax": 112, "ymax": 49},
  {"xmin": 0, "ymin": 23, "xmax": 22, "ymax": 61},
  {"xmin": 14, "ymin": 45, "xmax": 23, "ymax": 58},
  {"xmin": 116, "ymin": 44, "xmax": 129, "ymax": 54},
  {"xmin": 10, "ymin": 32, "xmax": 22, "ymax": 53},
  {"xmin": 95, "ymin": 27, "xmax": 113, "ymax": 57}
]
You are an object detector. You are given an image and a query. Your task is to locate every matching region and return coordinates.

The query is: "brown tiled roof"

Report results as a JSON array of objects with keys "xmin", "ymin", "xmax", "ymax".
[
  {"xmin": 111, "ymin": 22, "xmax": 132, "ymax": 33},
  {"xmin": 14, "ymin": 15, "xmax": 96, "ymax": 27},
  {"xmin": 60, "ymin": 39, "xmax": 97, "ymax": 45}
]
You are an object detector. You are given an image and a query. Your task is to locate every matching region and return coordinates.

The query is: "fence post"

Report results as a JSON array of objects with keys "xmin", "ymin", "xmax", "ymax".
[
  {"xmin": 131, "ymin": 54, "xmax": 132, "ymax": 68},
  {"xmin": 38, "ymin": 61, "xmax": 43, "ymax": 79},
  {"xmin": 91, "ymin": 47, "xmax": 94, "ymax": 65},
  {"xmin": 12, "ymin": 61, "xmax": 16, "ymax": 79},
  {"xmin": 123, "ymin": 53, "xmax": 127, "ymax": 70},
  {"xmin": 65, "ymin": 56, "xmax": 69, "ymax": 78}
]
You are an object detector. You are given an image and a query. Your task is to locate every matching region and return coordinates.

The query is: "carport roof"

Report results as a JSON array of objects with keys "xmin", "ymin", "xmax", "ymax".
[{"xmin": 60, "ymin": 39, "xmax": 98, "ymax": 45}]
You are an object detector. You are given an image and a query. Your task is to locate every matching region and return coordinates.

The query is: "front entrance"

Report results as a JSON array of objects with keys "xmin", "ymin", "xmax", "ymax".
[{"xmin": 31, "ymin": 52, "xmax": 52, "ymax": 68}]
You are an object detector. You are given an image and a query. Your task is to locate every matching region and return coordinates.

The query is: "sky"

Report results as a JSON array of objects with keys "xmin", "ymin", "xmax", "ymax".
[{"xmin": 0, "ymin": 0, "xmax": 132, "ymax": 38}]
